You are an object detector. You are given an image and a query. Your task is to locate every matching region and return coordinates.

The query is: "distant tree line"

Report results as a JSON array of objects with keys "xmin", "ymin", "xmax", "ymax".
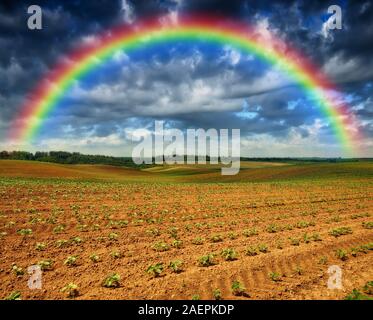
[
  {"xmin": 0, "ymin": 151, "xmax": 369, "ymax": 167},
  {"xmin": 240, "ymin": 157, "xmax": 362, "ymax": 163},
  {"xmin": 0, "ymin": 150, "xmax": 150, "ymax": 168}
]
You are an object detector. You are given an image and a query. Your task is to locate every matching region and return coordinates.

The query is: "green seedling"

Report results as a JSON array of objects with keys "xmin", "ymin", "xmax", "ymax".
[
  {"xmin": 64, "ymin": 256, "xmax": 78, "ymax": 267},
  {"xmin": 147, "ymin": 263, "xmax": 164, "ymax": 277},
  {"xmin": 169, "ymin": 260, "xmax": 183, "ymax": 273},
  {"xmin": 198, "ymin": 254, "xmax": 216, "ymax": 267},
  {"xmin": 221, "ymin": 248, "xmax": 238, "ymax": 261},
  {"xmin": 61, "ymin": 283, "xmax": 79, "ymax": 298},
  {"xmin": 231, "ymin": 280, "xmax": 248, "ymax": 297},
  {"xmin": 213, "ymin": 288, "xmax": 222, "ymax": 300},
  {"xmin": 102, "ymin": 273, "xmax": 120, "ymax": 288}
]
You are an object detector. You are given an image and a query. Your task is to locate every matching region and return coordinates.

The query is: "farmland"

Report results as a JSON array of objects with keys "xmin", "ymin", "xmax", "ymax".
[{"xmin": 0, "ymin": 160, "xmax": 372, "ymax": 300}]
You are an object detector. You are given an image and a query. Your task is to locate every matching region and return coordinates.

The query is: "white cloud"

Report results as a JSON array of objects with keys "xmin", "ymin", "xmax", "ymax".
[
  {"xmin": 112, "ymin": 50, "xmax": 129, "ymax": 63},
  {"xmin": 220, "ymin": 46, "xmax": 242, "ymax": 66},
  {"xmin": 121, "ymin": 0, "xmax": 135, "ymax": 24},
  {"xmin": 252, "ymin": 16, "xmax": 284, "ymax": 51},
  {"xmin": 160, "ymin": 11, "xmax": 179, "ymax": 26},
  {"xmin": 227, "ymin": 68, "xmax": 291, "ymax": 99},
  {"xmin": 63, "ymin": 52, "xmax": 296, "ymax": 120},
  {"xmin": 125, "ymin": 127, "xmax": 151, "ymax": 140},
  {"xmin": 255, "ymin": 17, "xmax": 272, "ymax": 42},
  {"xmin": 159, "ymin": 0, "xmax": 184, "ymax": 26},
  {"xmin": 0, "ymin": 57, "xmax": 23, "ymax": 86},
  {"xmin": 239, "ymin": 118, "xmax": 339, "ymax": 157},
  {"xmin": 81, "ymin": 35, "xmax": 99, "ymax": 45},
  {"xmin": 322, "ymin": 54, "xmax": 373, "ymax": 83}
]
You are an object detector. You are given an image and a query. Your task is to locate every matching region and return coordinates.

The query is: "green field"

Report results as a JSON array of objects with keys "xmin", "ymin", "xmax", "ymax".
[{"xmin": 0, "ymin": 159, "xmax": 372, "ymax": 183}]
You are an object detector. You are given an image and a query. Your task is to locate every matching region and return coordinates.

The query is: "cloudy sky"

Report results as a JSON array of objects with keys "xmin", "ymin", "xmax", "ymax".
[{"xmin": 0, "ymin": 0, "xmax": 372, "ymax": 157}]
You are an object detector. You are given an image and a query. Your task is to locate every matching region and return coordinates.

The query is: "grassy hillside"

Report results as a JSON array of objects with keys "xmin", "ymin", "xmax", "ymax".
[
  {"xmin": 179, "ymin": 161, "xmax": 373, "ymax": 183},
  {"xmin": 0, "ymin": 159, "xmax": 372, "ymax": 183},
  {"xmin": 0, "ymin": 160, "xmax": 152, "ymax": 181}
]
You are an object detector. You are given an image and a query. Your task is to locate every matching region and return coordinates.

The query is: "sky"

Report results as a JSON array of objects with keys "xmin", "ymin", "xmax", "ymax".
[{"xmin": 0, "ymin": 0, "xmax": 372, "ymax": 157}]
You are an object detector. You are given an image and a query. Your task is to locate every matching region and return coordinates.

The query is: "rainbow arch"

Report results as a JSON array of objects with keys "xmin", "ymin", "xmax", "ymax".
[{"xmin": 8, "ymin": 15, "xmax": 360, "ymax": 154}]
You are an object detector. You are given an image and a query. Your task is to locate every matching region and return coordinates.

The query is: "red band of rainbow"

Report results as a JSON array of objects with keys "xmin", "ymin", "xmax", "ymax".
[{"xmin": 7, "ymin": 15, "xmax": 361, "ymax": 155}]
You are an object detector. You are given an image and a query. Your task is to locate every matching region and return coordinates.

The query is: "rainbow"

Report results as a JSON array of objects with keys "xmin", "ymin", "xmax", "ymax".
[{"xmin": 8, "ymin": 15, "xmax": 361, "ymax": 154}]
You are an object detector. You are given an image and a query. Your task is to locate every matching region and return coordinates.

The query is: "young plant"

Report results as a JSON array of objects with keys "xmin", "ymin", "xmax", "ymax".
[
  {"xmin": 110, "ymin": 251, "xmax": 122, "ymax": 259},
  {"xmin": 345, "ymin": 289, "xmax": 373, "ymax": 300},
  {"xmin": 198, "ymin": 254, "xmax": 216, "ymax": 267},
  {"xmin": 363, "ymin": 281, "xmax": 373, "ymax": 295},
  {"xmin": 318, "ymin": 256, "xmax": 328, "ymax": 265},
  {"xmin": 11, "ymin": 264, "xmax": 24, "ymax": 276},
  {"xmin": 362, "ymin": 222, "xmax": 373, "ymax": 229},
  {"xmin": 336, "ymin": 249, "xmax": 348, "ymax": 261},
  {"xmin": 146, "ymin": 228, "xmax": 161, "ymax": 237},
  {"xmin": 35, "ymin": 242, "xmax": 46, "ymax": 251},
  {"xmin": 56, "ymin": 239, "xmax": 69, "ymax": 248},
  {"xmin": 147, "ymin": 263, "xmax": 164, "ymax": 277},
  {"xmin": 108, "ymin": 232, "xmax": 118, "ymax": 241},
  {"xmin": 95, "ymin": 236, "xmax": 106, "ymax": 243},
  {"xmin": 228, "ymin": 232, "xmax": 238, "ymax": 240},
  {"xmin": 303, "ymin": 233, "xmax": 311, "ymax": 244},
  {"xmin": 92, "ymin": 224, "xmax": 101, "ymax": 231},
  {"xmin": 360, "ymin": 242, "xmax": 373, "ymax": 252},
  {"xmin": 171, "ymin": 239, "xmax": 183, "ymax": 249},
  {"xmin": 350, "ymin": 247, "xmax": 360, "ymax": 257},
  {"xmin": 5, "ymin": 291, "xmax": 21, "ymax": 300},
  {"xmin": 294, "ymin": 266, "xmax": 303, "ymax": 275},
  {"xmin": 61, "ymin": 283, "xmax": 79, "ymax": 298},
  {"xmin": 266, "ymin": 223, "xmax": 279, "ymax": 233},
  {"xmin": 289, "ymin": 237, "xmax": 300, "ymax": 246},
  {"xmin": 269, "ymin": 272, "xmax": 282, "ymax": 282},
  {"xmin": 245, "ymin": 246, "xmax": 259, "ymax": 256},
  {"xmin": 311, "ymin": 233, "xmax": 322, "ymax": 241},
  {"xmin": 169, "ymin": 260, "xmax": 183, "ymax": 273},
  {"xmin": 152, "ymin": 241, "xmax": 170, "ymax": 252},
  {"xmin": 168, "ymin": 227, "xmax": 179, "ymax": 239},
  {"xmin": 71, "ymin": 237, "xmax": 83, "ymax": 245},
  {"xmin": 221, "ymin": 248, "xmax": 238, "ymax": 261},
  {"xmin": 64, "ymin": 255, "xmax": 78, "ymax": 267},
  {"xmin": 77, "ymin": 224, "xmax": 88, "ymax": 232},
  {"xmin": 210, "ymin": 234, "xmax": 223, "ymax": 243},
  {"xmin": 37, "ymin": 259, "xmax": 53, "ymax": 271},
  {"xmin": 242, "ymin": 228, "xmax": 258, "ymax": 237},
  {"xmin": 17, "ymin": 229, "xmax": 32, "ymax": 236},
  {"xmin": 296, "ymin": 221, "xmax": 313, "ymax": 229},
  {"xmin": 6, "ymin": 221, "xmax": 16, "ymax": 228},
  {"xmin": 329, "ymin": 227, "xmax": 352, "ymax": 237},
  {"xmin": 192, "ymin": 237, "xmax": 204, "ymax": 245},
  {"xmin": 276, "ymin": 240, "xmax": 284, "ymax": 249},
  {"xmin": 191, "ymin": 294, "xmax": 200, "ymax": 300},
  {"xmin": 213, "ymin": 288, "xmax": 222, "ymax": 300},
  {"xmin": 258, "ymin": 243, "xmax": 268, "ymax": 253},
  {"xmin": 53, "ymin": 225, "xmax": 65, "ymax": 234},
  {"xmin": 102, "ymin": 273, "xmax": 120, "ymax": 288},
  {"xmin": 328, "ymin": 215, "xmax": 341, "ymax": 223},
  {"xmin": 231, "ymin": 280, "xmax": 248, "ymax": 297},
  {"xmin": 90, "ymin": 253, "xmax": 100, "ymax": 263}
]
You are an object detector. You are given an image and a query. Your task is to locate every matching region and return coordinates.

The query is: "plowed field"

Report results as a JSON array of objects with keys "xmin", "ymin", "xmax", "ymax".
[{"xmin": 0, "ymin": 160, "xmax": 372, "ymax": 300}]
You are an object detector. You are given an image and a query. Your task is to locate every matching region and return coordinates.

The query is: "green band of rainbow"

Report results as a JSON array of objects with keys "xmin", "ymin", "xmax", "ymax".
[{"xmin": 9, "ymin": 16, "xmax": 360, "ymax": 154}]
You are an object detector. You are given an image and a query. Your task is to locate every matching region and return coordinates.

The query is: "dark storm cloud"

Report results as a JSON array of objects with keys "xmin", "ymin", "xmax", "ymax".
[
  {"xmin": 0, "ymin": 0, "xmax": 371, "ymax": 156},
  {"xmin": 0, "ymin": 0, "xmax": 124, "ymax": 125}
]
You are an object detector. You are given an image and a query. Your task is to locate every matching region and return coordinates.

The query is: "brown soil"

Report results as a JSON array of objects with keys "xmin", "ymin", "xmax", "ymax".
[{"xmin": 0, "ymin": 161, "xmax": 372, "ymax": 300}]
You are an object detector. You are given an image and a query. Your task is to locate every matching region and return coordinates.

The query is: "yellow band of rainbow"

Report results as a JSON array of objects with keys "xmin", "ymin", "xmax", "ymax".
[{"xmin": 8, "ymin": 15, "xmax": 361, "ymax": 155}]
